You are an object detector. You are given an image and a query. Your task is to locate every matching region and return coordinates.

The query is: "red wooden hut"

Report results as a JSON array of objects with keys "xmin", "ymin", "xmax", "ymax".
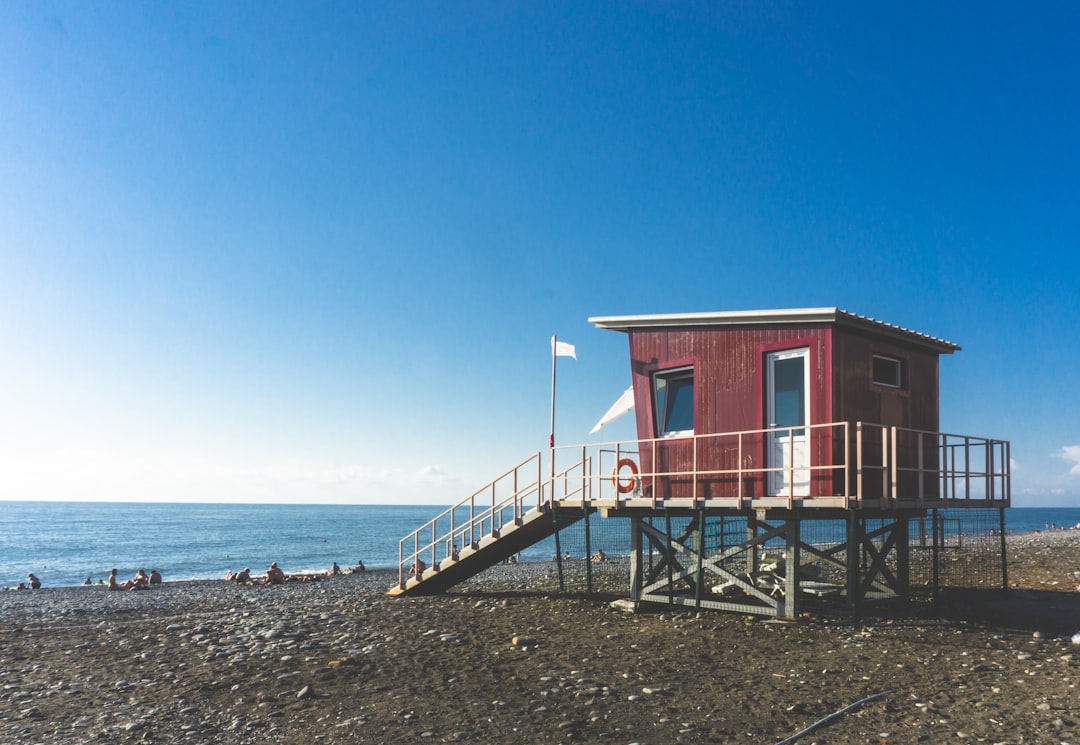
[{"xmin": 589, "ymin": 307, "xmax": 997, "ymax": 508}]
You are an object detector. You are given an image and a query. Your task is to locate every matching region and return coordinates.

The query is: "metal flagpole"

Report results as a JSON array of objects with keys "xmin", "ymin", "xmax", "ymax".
[
  {"xmin": 550, "ymin": 335, "xmax": 558, "ymax": 451},
  {"xmin": 549, "ymin": 335, "xmax": 564, "ymax": 591}
]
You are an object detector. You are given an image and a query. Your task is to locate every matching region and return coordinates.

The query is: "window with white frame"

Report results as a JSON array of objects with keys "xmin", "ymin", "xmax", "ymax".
[
  {"xmin": 872, "ymin": 354, "xmax": 903, "ymax": 388},
  {"xmin": 653, "ymin": 367, "xmax": 694, "ymax": 437}
]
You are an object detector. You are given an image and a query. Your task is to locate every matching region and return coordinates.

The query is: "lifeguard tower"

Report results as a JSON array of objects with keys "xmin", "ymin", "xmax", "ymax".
[{"xmin": 390, "ymin": 308, "xmax": 1010, "ymax": 619}]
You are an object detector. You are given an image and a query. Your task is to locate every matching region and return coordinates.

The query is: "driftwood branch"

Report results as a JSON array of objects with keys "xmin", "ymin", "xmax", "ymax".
[{"xmin": 772, "ymin": 688, "xmax": 897, "ymax": 745}]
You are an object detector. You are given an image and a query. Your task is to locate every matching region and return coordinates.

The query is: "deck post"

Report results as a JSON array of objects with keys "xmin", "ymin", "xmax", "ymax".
[
  {"xmin": 931, "ymin": 508, "xmax": 941, "ymax": 604},
  {"xmin": 665, "ymin": 512, "xmax": 674, "ymax": 606},
  {"xmin": 694, "ymin": 510, "xmax": 705, "ymax": 610},
  {"xmin": 846, "ymin": 508, "xmax": 859, "ymax": 621},
  {"xmin": 629, "ymin": 518, "xmax": 642, "ymax": 600},
  {"xmin": 998, "ymin": 506, "xmax": 1008, "ymax": 596},
  {"xmin": 552, "ymin": 454, "xmax": 565, "ymax": 592},
  {"xmin": 585, "ymin": 509, "xmax": 593, "ymax": 595},
  {"xmin": 782, "ymin": 519, "xmax": 800, "ymax": 619},
  {"xmin": 895, "ymin": 516, "xmax": 910, "ymax": 601},
  {"xmin": 747, "ymin": 511, "xmax": 759, "ymax": 576}
]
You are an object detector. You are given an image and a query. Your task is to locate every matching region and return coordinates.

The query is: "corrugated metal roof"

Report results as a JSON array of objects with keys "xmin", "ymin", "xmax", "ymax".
[{"xmin": 588, "ymin": 307, "xmax": 960, "ymax": 353}]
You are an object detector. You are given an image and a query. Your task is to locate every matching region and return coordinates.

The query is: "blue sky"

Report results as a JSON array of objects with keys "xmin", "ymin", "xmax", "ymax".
[{"xmin": 1, "ymin": 2, "xmax": 1078, "ymax": 506}]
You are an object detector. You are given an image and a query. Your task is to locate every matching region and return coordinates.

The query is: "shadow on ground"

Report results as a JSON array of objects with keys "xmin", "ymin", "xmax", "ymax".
[{"xmin": 934, "ymin": 588, "xmax": 1080, "ymax": 635}]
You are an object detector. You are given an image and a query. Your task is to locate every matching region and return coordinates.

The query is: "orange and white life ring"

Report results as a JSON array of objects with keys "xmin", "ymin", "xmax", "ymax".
[{"xmin": 611, "ymin": 458, "xmax": 639, "ymax": 494}]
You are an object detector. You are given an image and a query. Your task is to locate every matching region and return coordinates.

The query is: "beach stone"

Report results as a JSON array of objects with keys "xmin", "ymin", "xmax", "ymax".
[{"xmin": 297, "ymin": 685, "xmax": 312, "ymax": 699}]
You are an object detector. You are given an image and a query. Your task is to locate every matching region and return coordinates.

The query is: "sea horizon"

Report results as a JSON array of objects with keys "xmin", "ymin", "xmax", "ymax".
[{"xmin": 2, "ymin": 501, "xmax": 1078, "ymax": 590}]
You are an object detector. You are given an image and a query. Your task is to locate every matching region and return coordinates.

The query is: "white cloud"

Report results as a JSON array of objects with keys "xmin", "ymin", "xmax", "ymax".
[{"xmin": 1059, "ymin": 445, "xmax": 1080, "ymax": 476}]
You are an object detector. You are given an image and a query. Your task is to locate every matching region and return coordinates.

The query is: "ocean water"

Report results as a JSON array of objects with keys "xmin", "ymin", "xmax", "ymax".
[
  {"xmin": 0, "ymin": 502, "xmax": 448, "ymax": 590},
  {"xmin": 1, "ymin": 502, "xmax": 1077, "ymax": 589}
]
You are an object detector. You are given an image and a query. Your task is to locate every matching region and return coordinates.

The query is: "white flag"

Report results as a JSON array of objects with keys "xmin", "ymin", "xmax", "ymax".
[{"xmin": 551, "ymin": 336, "xmax": 577, "ymax": 359}]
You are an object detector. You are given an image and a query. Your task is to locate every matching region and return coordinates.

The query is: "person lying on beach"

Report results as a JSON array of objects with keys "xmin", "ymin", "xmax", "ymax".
[
  {"xmin": 27, "ymin": 573, "xmax": 41, "ymax": 589},
  {"xmin": 263, "ymin": 562, "xmax": 286, "ymax": 585}
]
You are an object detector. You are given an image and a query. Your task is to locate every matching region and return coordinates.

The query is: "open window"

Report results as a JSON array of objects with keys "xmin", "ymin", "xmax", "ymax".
[
  {"xmin": 872, "ymin": 354, "xmax": 903, "ymax": 388},
  {"xmin": 653, "ymin": 367, "xmax": 694, "ymax": 438}
]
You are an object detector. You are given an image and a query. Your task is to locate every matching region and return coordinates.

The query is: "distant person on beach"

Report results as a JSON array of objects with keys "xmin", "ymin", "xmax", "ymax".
[
  {"xmin": 264, "ymin": 562, "xmax": 286, "ymax": 585},
  {"xmin": 408, "ymin": 559, "xmax": 426, "ymax": 577},
  {"xmin": 149, "ymin": 569, "xmax": 162, "ymax": 585},
  {"xmin": 591, "ymin": 549, "xmax": 606, "ymax": 563},
  {"xmin": 130, "ymin": 569, "xmax": 150, "ymax": 590},
  {"xmin": 330, "ymin": 562, "xmax": 341, "ymax": 576},
  {"xmin": 235, "ymin": 567, "xmax": 252, "ymax": 584},
  {"xmin": 27, "ymin": 573, "xmax": 41, "ymax": 589},
  {"xmin": 82, "ymin": 577, "xmax": 93, "ymax": 586},
  {"xmin": 108, "ymin": 569, "xmax": 121, "ymax": 591},
  {"xmin": 346, "ymin": 560, "xmax": 365, "ymax": 574}
]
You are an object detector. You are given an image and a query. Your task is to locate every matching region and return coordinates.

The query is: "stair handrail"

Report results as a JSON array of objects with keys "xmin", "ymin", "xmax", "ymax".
[
  {"xmin": 397, "ymin": 452, "xmax": 596, "ymax": 588},
  {"xmin": 397, "ymin": 452, "xmax": 543, "ymax": 588}
]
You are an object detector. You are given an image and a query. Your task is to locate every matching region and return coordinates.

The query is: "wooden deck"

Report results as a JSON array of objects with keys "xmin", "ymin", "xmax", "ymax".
[{"xmin": 391, "ymin": 422, "xmax": 1009, "ymax": 599}]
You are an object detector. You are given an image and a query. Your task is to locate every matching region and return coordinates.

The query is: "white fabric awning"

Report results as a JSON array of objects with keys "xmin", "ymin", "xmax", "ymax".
[{"xmin": 590, "ymin": 386, "xmax": 635, "ymax": 434}]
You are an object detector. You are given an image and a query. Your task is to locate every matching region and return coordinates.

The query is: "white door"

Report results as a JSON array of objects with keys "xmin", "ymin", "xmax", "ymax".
[{"xmin": 767, "ymin": 348, "xmax": 810, "ymax": 497}]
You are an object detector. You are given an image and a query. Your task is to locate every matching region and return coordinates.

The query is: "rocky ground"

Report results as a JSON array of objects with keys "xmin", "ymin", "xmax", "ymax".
[{"xmin": 1, "ymin": 531, "xmax": 1078, "ymax": 745}]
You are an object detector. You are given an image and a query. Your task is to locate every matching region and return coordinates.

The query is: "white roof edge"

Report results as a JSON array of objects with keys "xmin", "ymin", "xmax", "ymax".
[
  {"xmin": 589, "ymin": 307, "xmax": 841, "ymax": 329},
  {"xmin": 588, "ymin": 307, "xmax": 960, "ymax": 353}
]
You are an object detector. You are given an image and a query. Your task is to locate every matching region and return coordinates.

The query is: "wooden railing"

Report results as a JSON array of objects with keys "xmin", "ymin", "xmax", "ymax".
[
  {"xmin": 546, "ymin": 422, "xmax": 1009, "ymax": 509},
  {"xmin": 396, "ymin": 422, "xmax": 1008, "ymax": 587}
]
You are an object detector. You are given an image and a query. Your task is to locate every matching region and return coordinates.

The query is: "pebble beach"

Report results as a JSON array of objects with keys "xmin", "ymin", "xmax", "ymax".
[{"xmin": 1, "ymin": 531, "xmax": 1078, "ymax": 745}]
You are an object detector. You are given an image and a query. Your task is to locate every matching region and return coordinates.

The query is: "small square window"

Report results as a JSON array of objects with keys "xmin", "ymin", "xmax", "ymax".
[
  {"xmin": 653, "ymin": 367, "xmax": 694, "ymax": 437},
  {"xmin": 872, "ymin": 355, "xmax": 903, "ymax": 388}
]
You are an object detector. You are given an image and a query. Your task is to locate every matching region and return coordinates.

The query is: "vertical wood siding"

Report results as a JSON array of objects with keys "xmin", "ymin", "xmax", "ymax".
[
  {"xmin": 626, "ymin": 325, "xmax": 831, "ymax": 499},
  {"xmin": 832, "ymin": 328, "xmax": 942, "ymax": 498}
]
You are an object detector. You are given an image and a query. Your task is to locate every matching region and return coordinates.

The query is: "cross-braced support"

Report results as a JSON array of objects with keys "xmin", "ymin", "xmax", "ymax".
[
  {"xmin": 630, "ymin": 513, "xmax": 802, "ymax": 618},
  {"xmin": 626, "ymin": 511, "xmax": 917, "ymax": 619}
]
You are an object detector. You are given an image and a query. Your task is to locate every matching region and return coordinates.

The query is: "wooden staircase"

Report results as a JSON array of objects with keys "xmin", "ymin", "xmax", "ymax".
[
  {"xmin": 388, "ymin": 503, "xmax": 591, "ymax": 596},
  {"xmin": 389, "ymin": 451, "xmax": 596, "ymax": 597}
]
